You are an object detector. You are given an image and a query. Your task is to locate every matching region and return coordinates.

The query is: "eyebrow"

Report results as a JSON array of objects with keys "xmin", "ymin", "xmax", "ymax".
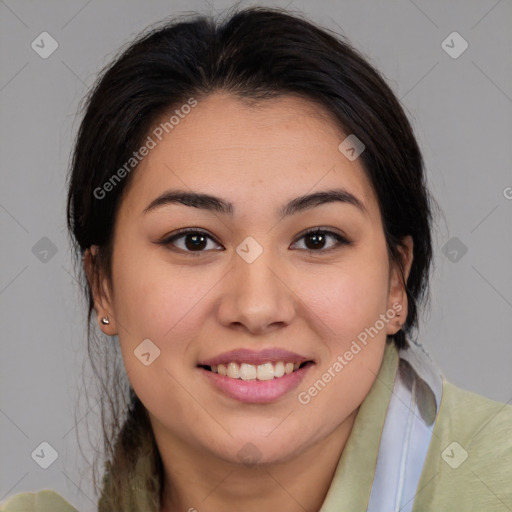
[{"xmin": 142, "ymin": 187, "xmax": 368, "ymax": 218}]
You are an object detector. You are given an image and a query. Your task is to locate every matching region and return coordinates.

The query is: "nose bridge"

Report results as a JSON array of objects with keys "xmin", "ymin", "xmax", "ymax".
[
  {"xmin": 218, "ymin": 234, "xmax": 295, "ymax": 332},
  {"xmin": 237, "ymin": 247, "xmax": 276, "ymax": 290},
  {"xmin": 235, "ymin": 235, "xmax": 282, "ymax": 299}
]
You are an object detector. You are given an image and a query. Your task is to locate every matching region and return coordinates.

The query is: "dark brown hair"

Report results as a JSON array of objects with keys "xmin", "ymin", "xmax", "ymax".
[{"xmin": 66, "ymin": 5, "xmax": 437, "ymax": 508}]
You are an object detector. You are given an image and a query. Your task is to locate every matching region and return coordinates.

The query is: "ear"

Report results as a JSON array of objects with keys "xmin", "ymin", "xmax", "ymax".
[
  {"xmin": 386, "ymin": 235, "xmax": 413, "ymax": 335},
  {"xmin": 83, "ymin": 245, "xmax": 117, "ymax": 335}
]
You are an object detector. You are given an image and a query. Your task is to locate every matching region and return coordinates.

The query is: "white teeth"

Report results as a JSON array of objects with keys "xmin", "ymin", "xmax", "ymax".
[
  {"xmin": 274, "ymin": 361, "xmax": 285, "ymax": 378},
  {"xmin": 239, "ymin": 363, "xmax": 257, "ymax": 380},
  {"xmin": 227, "ymin": 362, "xmax": 240, "ymax": 379},
  {"xmin": 208, "ymin": 361, "xmax": 306, "ymax": 380},
  {"xmin": 256, "ymin": 362, "xmax": 275, "ymax": 381}
]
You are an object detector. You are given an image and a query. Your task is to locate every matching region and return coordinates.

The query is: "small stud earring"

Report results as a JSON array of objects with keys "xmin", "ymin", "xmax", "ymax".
[{"xmin": 101, "ymin": 316, "xmax": 110, "ymax": 325}]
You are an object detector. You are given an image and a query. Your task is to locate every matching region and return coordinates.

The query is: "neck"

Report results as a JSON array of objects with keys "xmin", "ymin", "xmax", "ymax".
[{"xmin": 157, "ymin": 408, "xmax": 358, "ymax": 512}]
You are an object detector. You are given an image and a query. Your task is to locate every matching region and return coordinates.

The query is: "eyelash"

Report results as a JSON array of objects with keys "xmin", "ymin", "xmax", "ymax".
[{"xmin": 159, "ymin": 227, "xmax": 352, "ymax": 257}]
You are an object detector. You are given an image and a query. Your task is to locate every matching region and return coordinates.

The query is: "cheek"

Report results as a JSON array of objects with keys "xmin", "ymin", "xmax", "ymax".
[
  {"xmin": 109, "ymin": 248, "xmax": 209, "ymax": 419},
  {"xmin": 111, "ymin": 243, "xmax": 205, "ymax": 340},
  {"xmin": 300, "ymin": 252, "xmax": 390, "ymax": 346}
]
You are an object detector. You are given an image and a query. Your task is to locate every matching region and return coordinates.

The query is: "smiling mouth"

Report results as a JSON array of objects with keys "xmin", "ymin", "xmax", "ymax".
[{"xmin": 198, "ymin": 360, "xmax": 313, "ymax": 381}]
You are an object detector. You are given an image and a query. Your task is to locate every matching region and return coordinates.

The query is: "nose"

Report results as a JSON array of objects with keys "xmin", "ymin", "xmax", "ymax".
[{"xmin": 216, "ymin": 242, "xmax": 296, "ymax": 335}]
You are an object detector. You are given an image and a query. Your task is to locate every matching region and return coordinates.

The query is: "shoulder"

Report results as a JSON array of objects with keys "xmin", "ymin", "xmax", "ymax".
[
  {"xmin": 439, "ymin": 380, "xmax": 512, "ymax": 445},
  {"xmin": 413, "ymin": 380, "xmax": 512, "ymax": 511},
  {"xmin": 0, "ymin": 490, "xmax": 78, "ymax": 512}
]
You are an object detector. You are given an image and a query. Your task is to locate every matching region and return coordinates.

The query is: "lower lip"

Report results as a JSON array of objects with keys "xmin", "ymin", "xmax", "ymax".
[{"xmin": 199, "ymin": 363, "xmax": 314, "ymax": 404}]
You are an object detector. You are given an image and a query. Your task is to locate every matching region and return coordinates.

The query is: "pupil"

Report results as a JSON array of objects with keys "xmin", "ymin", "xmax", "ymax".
[
  {"xmin": 306, "ymin": 233, "xmax": 324, "ymax": 250},
  {"xmin": 186, "ymin": 234, "xmax": 207, "ymax": 251}
]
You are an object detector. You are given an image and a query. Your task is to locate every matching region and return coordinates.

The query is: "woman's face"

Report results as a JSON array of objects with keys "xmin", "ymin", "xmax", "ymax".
[{"xmin": 87, "ymin": 92, "xmax": 411, "ymax": 466}]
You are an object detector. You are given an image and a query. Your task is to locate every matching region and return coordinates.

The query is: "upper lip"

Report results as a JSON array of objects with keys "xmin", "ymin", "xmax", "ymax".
[{"xmin": 198, "ymin": 348, "xmax": 313, "ymax": 367}]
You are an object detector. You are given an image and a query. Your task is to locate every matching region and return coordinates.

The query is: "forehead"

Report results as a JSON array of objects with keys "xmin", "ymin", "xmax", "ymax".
[{"xmin": 120, "ymin": 92, "xmax": 380, "ymax": 221}]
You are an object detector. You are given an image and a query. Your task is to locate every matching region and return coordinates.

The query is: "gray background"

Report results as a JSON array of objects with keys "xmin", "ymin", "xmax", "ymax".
[{"xmin": 1, "ymin": 0, "xmax": 511, "ymax": 510}]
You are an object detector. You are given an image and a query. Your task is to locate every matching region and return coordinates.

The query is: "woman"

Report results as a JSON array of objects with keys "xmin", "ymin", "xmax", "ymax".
[{"xmin": 2, "ymin": 6, "xmax": 510, "ymax": 512}]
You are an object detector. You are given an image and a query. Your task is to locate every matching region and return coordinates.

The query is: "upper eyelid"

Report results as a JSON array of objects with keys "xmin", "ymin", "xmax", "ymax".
[{"xmin": 166, "ymin": 228, "xmax": 220, "ymax": 244}]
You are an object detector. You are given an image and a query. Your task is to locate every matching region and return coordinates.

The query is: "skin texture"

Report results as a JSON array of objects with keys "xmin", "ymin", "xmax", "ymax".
[{"xmin": 85, "ymin": 92, "xmax": 413, "ymax": 512}]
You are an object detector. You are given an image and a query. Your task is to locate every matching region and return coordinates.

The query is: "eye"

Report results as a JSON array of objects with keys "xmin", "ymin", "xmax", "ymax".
[
  {"xmin": 160, "ymin": 228, "xmax": 223, "ymax": 256},
  {"xmin": 158, "ymin": 227, "xmax": 351, "ymax": 257},
  {"xmin": 291, "ymin": 228, "xmax": 351, "ymax": 254}
]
